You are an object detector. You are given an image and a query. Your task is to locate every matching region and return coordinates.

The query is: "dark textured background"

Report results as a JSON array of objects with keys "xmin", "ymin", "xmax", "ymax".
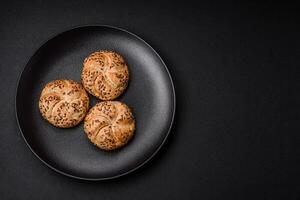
[{"xmin": 0, "ymin": 1, "xmax": 299, "ymax": 199}]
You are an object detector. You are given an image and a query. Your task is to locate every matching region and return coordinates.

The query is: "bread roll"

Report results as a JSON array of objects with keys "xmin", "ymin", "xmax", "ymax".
[
  {"xmin": 39, "ymin": 79, "xmax": 89, "ymax": 128},
  {"xmin": 84, "ymin": 101, "xmax": 135, "ymax": 150},
  {"xmin": 81, "ymin": 50, "xmax": 129, "ymax": 100}
]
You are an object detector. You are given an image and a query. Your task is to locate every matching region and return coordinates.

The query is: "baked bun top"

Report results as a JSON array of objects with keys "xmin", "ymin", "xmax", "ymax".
[
  {"xmin": 84, "ymin": 101, "xmax": 135, "ymax": 150},
  {"xmin": 39, "ymin": 79, "xmax": 89, "ymax": 128},
  {"xmin": 81, "ymin": 50, "xmax": 129, "ymax": 100}
]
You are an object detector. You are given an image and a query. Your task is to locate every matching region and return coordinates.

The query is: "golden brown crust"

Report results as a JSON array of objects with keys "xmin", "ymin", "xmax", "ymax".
[
  {"xmin": 39, "ymin": 79, "xmax": 89, "ymax": 128},
  {"xmin": 84, "ymin": 101, "xmax": 135, "ymax": 150},
  {"xmin": 81, "ymin": 50, "xmax": 129, "ymax": 100}
]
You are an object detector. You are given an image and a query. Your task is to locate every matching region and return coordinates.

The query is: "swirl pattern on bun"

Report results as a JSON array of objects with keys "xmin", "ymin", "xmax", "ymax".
[
  {"xmin": 81, "ymin": 50, "xmax": 129, "ymax": 100},
  {"xmin": 84, "ymin": 101, "xmax": 135, "ymax": 150},
  {"xmin": 39, "ymin": 79, "xmax": 89, "ymax": 128}
]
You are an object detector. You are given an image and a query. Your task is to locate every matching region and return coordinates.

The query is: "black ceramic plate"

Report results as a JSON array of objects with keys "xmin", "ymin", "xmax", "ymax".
[{"xmin": 15, "ymin": 25, "xmax": 175, "ymax": 180}]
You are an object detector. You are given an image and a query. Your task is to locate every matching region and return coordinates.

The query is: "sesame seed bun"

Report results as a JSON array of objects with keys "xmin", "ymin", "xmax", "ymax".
[
  {"xmin": 84, "ymin": 101, "xmax": 135, "ymax": 150},
  {"xmin": 81, "ymin": 50, "xmax": 129, "ymax": 100},
  {"xmin": 39, "ymin": 79, "xmax": 89, "ymax": 128}
]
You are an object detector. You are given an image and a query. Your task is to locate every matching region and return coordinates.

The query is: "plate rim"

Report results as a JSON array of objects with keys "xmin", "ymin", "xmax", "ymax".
[{"xmin": 15, "ymin": 24, "xmax": 176, "ymax": 181}]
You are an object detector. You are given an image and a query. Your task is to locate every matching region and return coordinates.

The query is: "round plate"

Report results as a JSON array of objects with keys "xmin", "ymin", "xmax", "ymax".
[{"xmin": 15, "ymin": 25, "xmax": 175, "ymax": 180}]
